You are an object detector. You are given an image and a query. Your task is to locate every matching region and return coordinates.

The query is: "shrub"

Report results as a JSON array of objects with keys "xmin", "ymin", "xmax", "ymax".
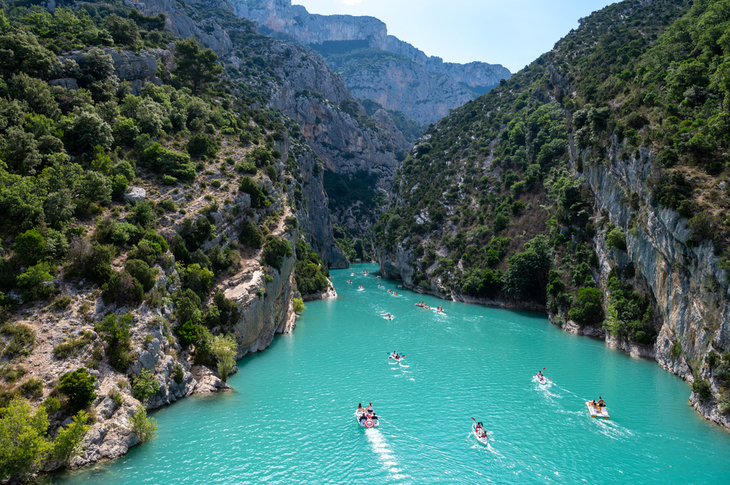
[
  {"xmin": 53, "ymin": 331, "xmax": 93, "ymax": 359},
  {"xmin": 692, "ymin": 379, "xmax": 713, "ymax": 403},
  {"xmin": 239, "ymin": 221, "xmax": 264, "ymax": 249},
  {"xmin": 606, "ymin": 227, "xmax": 627, "ymax": 251},
  {"xmin": 95, "ymin": 314, "xmax": 133, "ymax": 373},
  {"xmin": 174, "ymin": 289, "xmax": 202, "ymax": 325},
  {"xmin": 125, "ymin": 259, "xmax": 156, "ymax": 292},
  {"xmin": 132, "ymin": 369, "xmax": 160, "ymax": 403},
  {"xmin": 102, "ymin": 271, "xmax": 144, "ymax": 306},
  {"xmin": 19, "ymin": 378, "xmax": 43, "ymax": 399},
  {"xmin": 15, "ymin": 263, "xmax": 56, "ymax": 302},
  {"xmin": 187, "ymin": 134, "xmax": 219, "ymax": 158},
  {"xmin": 130, "ymin": 406, "xmax": 157, "ymax": 442},
  {"xmin": 293, "ymin": 298, "xmax": 306, "ymax": 313},
  {"xmin": 1, "ymin": 323, "xmax": 36, "ymax": 358},
  {"xmin": 58, "ymin": 368, "xmax": 97, "ymax": 411},
  {"xmin": 262, "ymin": 236, "xmax": 293, "ymax": 271},
  {"xmin": 210, "ymin": 334, "xmax": 237, "ymax": 382},
  {"xmin": 172, "ymin": 364, "xmax": 184, "ymax": 384},
  {"xmin": 13, "ymin": 229, "xmax": 45, "ymax": 265},
  {"xmin": 182, "ymin": 263, "xmax": 214, "ymax": 293},
  {"xmin": 569, "ymin": 288, "xmax": 604, "ymax": 326},
  {"xmin": 239, "ymin": 177, "xmax": 267, "ymax": 208},
  {"xmin": 52, "ymin": 410, "xmax": 90, "ymax": 464},
  {"xmin": 0, "ymin": 398, "xmax": 51, "ymax": 482}
]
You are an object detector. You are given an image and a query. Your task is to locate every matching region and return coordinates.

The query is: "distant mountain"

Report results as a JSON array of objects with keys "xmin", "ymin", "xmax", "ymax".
[{"xmin": 231, "ymin": 0, "xmax": 511, "ymax": 124}]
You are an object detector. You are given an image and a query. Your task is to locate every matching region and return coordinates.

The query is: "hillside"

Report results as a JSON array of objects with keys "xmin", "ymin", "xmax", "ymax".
[
  {"xmin": 0, "ymin": 0, "xmax": 408, "ymax": 479},
  {"xmin": 375, "ymin": 0, "xmax": 730, "ymax": 428}
]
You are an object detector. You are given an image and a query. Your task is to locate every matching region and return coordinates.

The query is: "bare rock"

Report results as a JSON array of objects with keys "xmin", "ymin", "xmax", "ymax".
[{"xmin": 124, "ymin": 187, "xmax": 146, "ymax": 203}]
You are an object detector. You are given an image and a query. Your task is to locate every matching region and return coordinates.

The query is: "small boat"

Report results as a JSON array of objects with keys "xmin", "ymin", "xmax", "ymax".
[
  {"xmin": 356, "ymin": 408, "xmax": 379, "ymax": 428},
  {"xmin": 473, "ymin": 423, "xmax": 489, "ymax": 445},
  {"xmin": 388, "ymin": 352, "xmax": 404, "ymax": 362},
  {"xmin": 536, "ymin": 374, "xmax": 548, "ymax": 384},
  {"xmin": 586, "ymin": 401, "xmax": 610, "ymax": 419}
]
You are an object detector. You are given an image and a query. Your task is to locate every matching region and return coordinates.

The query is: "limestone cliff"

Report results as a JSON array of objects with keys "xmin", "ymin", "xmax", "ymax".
[{"xmin": 230, "ymin": 0, "xmax": 510, "ymax": 124}]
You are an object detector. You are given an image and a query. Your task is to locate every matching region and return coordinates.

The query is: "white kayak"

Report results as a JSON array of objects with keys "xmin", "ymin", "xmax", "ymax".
[
  {"xmin": 389, "ymin": 353, "xmax": 404, "ymax": 362},
  {"xmin": 473, "ymin": 424, "xmax": 489, "ymax": 445},
  {"xmin": 536, "ymin": 375, "xmax": 548, "ymax": 384},
  {"xmin": 356, "ymin": 409, "xmax": 379, "ymax": 428},
  {"xmin": 586, "ymin": 401, "xmax": 610, "ymax": 419}
]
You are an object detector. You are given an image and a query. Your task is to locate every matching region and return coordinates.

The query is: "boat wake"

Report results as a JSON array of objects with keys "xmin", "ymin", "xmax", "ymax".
[{"xmin": 365, "ymin": 428, "xmax": 410, "ymax": 482}]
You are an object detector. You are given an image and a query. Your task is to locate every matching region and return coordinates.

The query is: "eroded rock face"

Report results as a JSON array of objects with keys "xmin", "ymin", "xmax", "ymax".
[
  {"xmin": 572, "ymin": 137, "xmax": 730, "ymax": 425},
  {"xmin": 231, "ymin": 0, "xmax": 511, "ymax": 123}
]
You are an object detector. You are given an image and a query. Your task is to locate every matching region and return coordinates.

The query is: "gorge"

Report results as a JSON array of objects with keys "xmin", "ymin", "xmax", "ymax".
[{"xmin": 0, "ymin": 0, "xmax": 729, "ymax": 482}]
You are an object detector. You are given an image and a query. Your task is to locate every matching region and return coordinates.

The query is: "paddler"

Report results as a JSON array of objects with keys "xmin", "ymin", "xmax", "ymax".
[{"xmin": 598, "ymin": 397, "xmax": 605, "ymax": 408}]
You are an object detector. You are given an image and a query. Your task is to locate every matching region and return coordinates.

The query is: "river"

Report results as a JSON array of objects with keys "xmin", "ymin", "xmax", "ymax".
[{"xmin": 53, "ymin": 263, "xmax": 730, "ymax": 484}]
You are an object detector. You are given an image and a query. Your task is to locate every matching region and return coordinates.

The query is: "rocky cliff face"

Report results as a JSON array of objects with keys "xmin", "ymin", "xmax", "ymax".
[
  {"xmin": 230, "ymin": 0, "xmax": 510, "ymax": 124},
  {"xmin": 570, "ymin": 141, "xmax": 730, "ymax": 428}
]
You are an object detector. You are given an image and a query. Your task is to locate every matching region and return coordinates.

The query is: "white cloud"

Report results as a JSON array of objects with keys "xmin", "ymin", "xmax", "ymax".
[{"xmin": 340, "ymin": 0, "xmax": 362, "ymax": 5}]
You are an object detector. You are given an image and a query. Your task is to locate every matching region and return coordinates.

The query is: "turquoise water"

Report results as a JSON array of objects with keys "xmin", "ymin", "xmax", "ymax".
[{"xmin": 55, "ymin": 263, "xmax": 730, "ymax": 484}]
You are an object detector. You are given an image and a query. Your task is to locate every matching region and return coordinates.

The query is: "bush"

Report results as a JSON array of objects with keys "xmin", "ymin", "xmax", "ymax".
[
  {"xmin": 239, "ymin": 221, "xmax": 264, "ymax": 249},
  {"xmin": 95, "ymin": 314, "xmax": 133, "ymax": 373},
  {"xmin": 53, "ymin": 331, "xmax": 93, "ymax": 359},
  {"xmin": 19, "ymin": 378, "xmax": 43, "ymax": 399},
  {"xmin": 210, "ymin": 334, "xmax": 237, "ymax": 382},
  {"xmin": 569, "ymin": 288, "xmax": 604, "ymax": 326},
  {"xmin": 262, "ymin": 236, "xmax": 293, "ymax": 271},
  {"xmin": 129, "ymin": 406, "xmax": 157, "ymax": 442},
  {"xmin": 239, "ymin": 177, "xmax": 267, "ymax": 208},
  {"xmin": 606, "ymin": 227, "xmax": 627, "ymax": 251},
  {"xmin": 58, "ymin": 368, "xmax": 97, "ymax": 411},
  {"xmin": 125, "ymin": 259, "xmax": 156, "ymax": 292},
  {"xmin": 692, "ymin": 379, "xmax": 713, "ymax": 403},
  {"xmin": 131, "ymin": 369, "xmax": 160, "ymax": 402},
  {"xmin": 13, "ymin": 229, "xmax": 45, "ymax": 266},
  {"xmin": 102, "ymin": 271, "xmax": 144, "ymax": 306},
  {"xmin": 172, "ymin": 364, "xmax": 184, "ymax": 384},
  {"xmin": 182, "ymin": 263, "xmax": 214, "ymax": 293},
  {"xmin": 293, "ymin": 298, "xmax": 306, "ymax": 313},
  {"xmin": 187, "ymin": 134, "xmax": 219, "ymax": 158},
  {"xmin": 1, "ymin": 323, "xmax": 36, "ymax": 358},
  {"xmin": 174, "ymin": 288, "xmax": 202, "ymax": 325}
]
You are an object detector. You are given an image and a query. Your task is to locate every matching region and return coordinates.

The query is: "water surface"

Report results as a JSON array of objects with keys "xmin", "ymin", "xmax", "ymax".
[{"xmin": 54, "ymin": 263, "xmax": 730, "ymax": 484}]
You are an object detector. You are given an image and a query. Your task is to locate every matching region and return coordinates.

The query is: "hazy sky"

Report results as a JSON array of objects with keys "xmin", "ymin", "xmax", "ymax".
[{"xmin": 292, "ymin": 0, "xmax": 618, "ymax": 72}]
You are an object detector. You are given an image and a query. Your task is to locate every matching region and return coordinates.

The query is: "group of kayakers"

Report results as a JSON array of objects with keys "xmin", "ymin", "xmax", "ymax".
[{"xmin": 415, "ymin": 302, "xmax": 444, "ymax": 312}]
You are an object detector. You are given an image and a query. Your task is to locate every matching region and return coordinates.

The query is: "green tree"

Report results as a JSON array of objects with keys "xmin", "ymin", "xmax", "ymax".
[
  {"xmin": 103, "ymin": 14, "xmax": 141, "ymax": 46},
  {"xmin": 52, "ymin": 410, "xmax": 90, "ymax": 464},
  {"xmin": 262, "ymin": 236, "xmax": 293, "ymax": 271},
  {"xmin": 129, "ymin": 406, "xmax": 157, "ymax": 442},
  {"xmin": 172, "ymin": 38, "xmax": 222, "ymax": 94},
  {"xmin": 569, "ymin": 287, "xmax": 604, "ymax": 326},
  {"xmin": 13, "ymin": 229, "xmax": 46, "ymax": 266},
  {"xmin": 58, "ymin": 368, "xmax": 97, "ymax": 412},
  {"xmin": 0, "ymin": 32, "xmax": 58, "ymax": 78},
  {"xmin": 95, "ymin": 313, "xmax": 133, "ymax": 372},
  {"xmin": 132, "ymin": 369, "xmax": 160, "ymax": 402},
  {"xmin": 0, "ymin": 398, "xmax": 50, "ymax": 482},
  {"xmin": 210, "ymin": 333, "xmax": 237, "ymax": 382}
]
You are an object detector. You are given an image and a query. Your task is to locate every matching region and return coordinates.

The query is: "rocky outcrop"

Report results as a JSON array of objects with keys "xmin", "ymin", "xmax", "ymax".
[
  {"xmin": 231, "ymin": 0, "xmax": 510, "ymax": 124},
  {"xmin": 52, "ymin": 47, "xmax": 173, "ymax": 94},
  {"xmin": 128, "ymin": 0, "xmax": 234, "ymax": 56}
]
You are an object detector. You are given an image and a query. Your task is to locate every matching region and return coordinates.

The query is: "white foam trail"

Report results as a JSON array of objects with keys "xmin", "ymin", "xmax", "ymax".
[{"xmin": 365, "ymin": 428, "xmax": 410, "ymax": 481}]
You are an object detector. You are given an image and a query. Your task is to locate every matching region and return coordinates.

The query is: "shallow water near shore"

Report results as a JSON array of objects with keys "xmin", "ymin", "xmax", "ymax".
[{"xmin": 53, "ymin": 263, "xmax": 730, "ymax": 484}]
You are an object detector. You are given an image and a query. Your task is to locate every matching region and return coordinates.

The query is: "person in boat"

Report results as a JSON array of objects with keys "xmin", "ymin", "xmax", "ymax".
[
  {"xmin": 475, "ymin": 421, "xmax": 483, "ymax": 431},
  {"xmin": 358, "ymin": 403, "xmax": 364, "ymax": 412},
  {"xmin": 598, "ymin": 397, "xmax": 605, "ymax": 408},
  {"xmin": 537, "ymin": 370, "xmax": 543, "ymax": 378},
  {"xmin": 366, "ymin": 402, "xmax": 374, "ymax": 413}
]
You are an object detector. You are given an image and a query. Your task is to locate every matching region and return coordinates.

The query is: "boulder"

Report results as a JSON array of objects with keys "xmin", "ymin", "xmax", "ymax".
[{"xmin": 124, "ymin": 187, "xmax": 146, "ymax": 203}]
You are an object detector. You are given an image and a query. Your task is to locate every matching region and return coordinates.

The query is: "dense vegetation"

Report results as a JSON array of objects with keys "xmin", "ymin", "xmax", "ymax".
[
  {"xmin": 374, "ymin": 0, "xmax": 730, "ymax": 354},
  {"xmin": 0, "ymin": 1, "xmax": 344, "ymax": 479}
]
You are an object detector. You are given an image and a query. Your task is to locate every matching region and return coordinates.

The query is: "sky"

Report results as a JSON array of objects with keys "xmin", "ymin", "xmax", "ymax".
[{"xmin": 291, "ymin": 0, "xmax": 618, "ymax": 72}]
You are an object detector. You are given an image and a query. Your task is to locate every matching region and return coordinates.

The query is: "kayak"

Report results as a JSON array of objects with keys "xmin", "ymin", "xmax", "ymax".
[
  {"xmin": 389, "ymin": 353, "xmax": 404, "ymax": 362},
  {"xmin": 473, "ymin": 423, "xmax": 489, "ymax": 445},
  {"xmin": 586, "ymin": 401, "xmax": 610, "ymax": 419},
  {"xmin": 355, "ymin": 409, "xmax": 379, "ymax": 428},
  {"xmin": 536, "ymin": 375, "xmax": 548, "ymax": 384}
]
